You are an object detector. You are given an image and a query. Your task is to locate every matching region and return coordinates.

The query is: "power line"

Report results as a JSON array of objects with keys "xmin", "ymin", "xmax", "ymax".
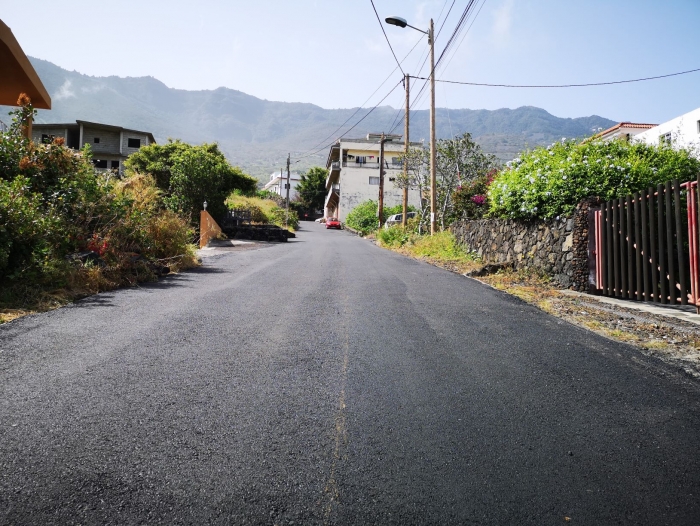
[
  {"xmin": 370, "ymin": 0, "xmax": 404, "ymax": 75},
  {"xmin": 293, "ymin": 78, "xmax": 404, "ymax": 162},
  {"xmin": 409, "ymin": 66, "xmax": 700, "ymax": 88},
  {"xmin": 294, "ymin": 34, "xmax": 425, "ymax": 160}
]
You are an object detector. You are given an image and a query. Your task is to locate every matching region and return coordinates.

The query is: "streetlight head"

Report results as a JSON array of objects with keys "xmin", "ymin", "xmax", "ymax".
[{"xmin": 385, "ymin": 16, "xmax": 407, "ymax": 28}]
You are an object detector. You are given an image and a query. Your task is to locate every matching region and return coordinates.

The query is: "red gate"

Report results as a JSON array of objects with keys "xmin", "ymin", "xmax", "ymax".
[{"xmin": 592, "ymin": 178, "xmax": 700, "ymax": 312}]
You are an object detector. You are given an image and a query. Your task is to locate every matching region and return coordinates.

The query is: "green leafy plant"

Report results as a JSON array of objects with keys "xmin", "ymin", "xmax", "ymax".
[
  {"xmin": 488, "ymin": 137, "xmax": 700, "ymax": 219},
  {"xmin": 345, "ymin": 201, "xmax": 414, "ymax": 236},
  {"xmin": 125, "ymin": 140, "xmax": 257, "ymax": 223}
]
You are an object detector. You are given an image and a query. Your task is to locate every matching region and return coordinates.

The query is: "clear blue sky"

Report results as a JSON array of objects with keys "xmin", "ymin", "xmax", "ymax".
[{"xmin": 2, "ymin": 0, "xmax": 698, "ymax": 123}]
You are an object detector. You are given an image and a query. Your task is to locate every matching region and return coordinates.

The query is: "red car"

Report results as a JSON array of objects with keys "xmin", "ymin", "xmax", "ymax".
[{"xmin": 326, "ymin": 217, "xmax": 341, "ymax": 229}]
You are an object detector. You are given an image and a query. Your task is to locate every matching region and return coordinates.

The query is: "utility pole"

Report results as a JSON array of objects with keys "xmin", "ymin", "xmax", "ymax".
[
  {"xmin": 429, "ymin": 17, "xmax": 437, "ymax": 235},
  {"xmin": 378, "ymin": 132, "xmax": 386, "ymax": 229},
  {"xmin": 285, "ymin": 154, "xmax": 291, "ymax": 228},
  {"xmin": 402, "ymin": 73, "xmax": 410, "ymax": 228}
]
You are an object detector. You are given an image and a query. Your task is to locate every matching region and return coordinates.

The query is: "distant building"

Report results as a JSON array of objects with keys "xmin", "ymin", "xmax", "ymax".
[
  {"xmin": 324, "ymin": 136, "xmax": 423, "ymax": 222},
  {"xmin": 263, "ymin": 171, "xmax": 302, "ymax": 200},
  {"xmin": 31, "ymin": 120, "xmax": 155, "ymax": 175},
  {"xmin": 592, "ymin": 122, "xmax": 657, "ymax": 142},
  {"xmin": 633, "ymin": 107, "xmax": 700, "ymax": 154}
]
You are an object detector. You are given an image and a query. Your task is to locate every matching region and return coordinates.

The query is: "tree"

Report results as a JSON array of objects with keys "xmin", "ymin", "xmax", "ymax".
[
  {"xmin": 125, "ymin": 140, "xmax": 257, "ymax": 223},
  {"xmin": 296, "ymin": 166, "xmax": 328, "ymax": 212},
  {"xmin": 395, "ymin": 132, "xmax": 498, "ymax": 231}
]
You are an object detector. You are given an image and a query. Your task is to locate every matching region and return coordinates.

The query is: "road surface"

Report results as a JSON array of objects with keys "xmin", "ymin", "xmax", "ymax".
[{"xmin": 1, "ymin": 222, "xmax": 700, "ymax": 525}]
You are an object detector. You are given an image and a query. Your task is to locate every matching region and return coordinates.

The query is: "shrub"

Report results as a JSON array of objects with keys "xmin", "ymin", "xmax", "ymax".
[
  {"xmin": 345, "ymin": 200, "xmax": 416, "ymax": 236},
  {"xmin": 452, "ymin": 169, "xmax": 496, "ymax": 220},
  {"xmin": 225, "ymin": 193, "xmax": 299, "ymax": 231},
  {"xmin": 125, "ymin": 140, "xmax": 257, "ymax": 224},
  {"xmin": 488, "ymin": 138, "xmax": 700, "ymax": 220},
  {"xmin": 377, "ymin": 225, "xmax": 410, "ymax": 247}
]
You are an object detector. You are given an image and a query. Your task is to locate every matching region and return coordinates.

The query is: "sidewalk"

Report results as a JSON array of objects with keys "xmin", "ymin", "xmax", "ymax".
[{"xmin": 560, "ymin": 290, "xmax": 700, "ymax": 327}]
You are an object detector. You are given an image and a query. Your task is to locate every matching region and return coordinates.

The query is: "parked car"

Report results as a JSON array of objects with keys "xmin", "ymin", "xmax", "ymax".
[
  {"xmin": 326, "ymin": 217, "xmax": 341, "ymax": 229},
  {"xmin": 385, "ymin": 211, "xmax": 417, "ymax": 228}
]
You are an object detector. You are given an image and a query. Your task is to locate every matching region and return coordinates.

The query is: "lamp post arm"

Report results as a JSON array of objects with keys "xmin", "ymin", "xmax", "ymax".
[{"xmin": 405, "ymin": 23, "xmax": 428, "ymax": 35}]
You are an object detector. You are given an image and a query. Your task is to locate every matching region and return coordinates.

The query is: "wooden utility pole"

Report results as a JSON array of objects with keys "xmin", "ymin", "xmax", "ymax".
[
  {"xmin": 402, "ymin": 73, "xmax": 410, "ymax": 228},
  {"xmin": 378, "ymin": 132, "xmax": 386, "ymax": 228},
  {"xmin": 429, "ymin": 18, "xmax": 437, "ymax": 235},
  {"xmin": 285, "ymin": 154, "xmax": 291, "ymax": 228}
]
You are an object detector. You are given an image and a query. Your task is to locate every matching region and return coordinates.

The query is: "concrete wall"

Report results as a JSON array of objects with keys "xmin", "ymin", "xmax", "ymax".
[
  {"xmin": 121, "ymin": 132, "xmax": 152, "ymax": 156},
  {"xmin": 31, "ymin": 126, "xmax": 68, "ymax": 144},
  {"xmin": 82, "ymin": 126, "xmax": 121, "ymax": 155}
]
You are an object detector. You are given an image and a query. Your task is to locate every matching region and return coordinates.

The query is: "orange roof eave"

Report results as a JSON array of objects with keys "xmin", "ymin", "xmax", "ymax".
[{"xmin": 0, "ymin": 19, "xmax": 51, "ymax": 109}]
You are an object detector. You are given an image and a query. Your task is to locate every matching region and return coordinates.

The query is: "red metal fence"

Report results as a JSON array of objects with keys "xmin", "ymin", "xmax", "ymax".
[{"xmin": 592, "ymin": 178, "xmax": 700, "ymax": 311}]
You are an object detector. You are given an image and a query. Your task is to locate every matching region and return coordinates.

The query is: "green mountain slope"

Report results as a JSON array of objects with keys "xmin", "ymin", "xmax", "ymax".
[{"xmin": 1, "ymin": 58, "xmax": 616, "ymax": 179}]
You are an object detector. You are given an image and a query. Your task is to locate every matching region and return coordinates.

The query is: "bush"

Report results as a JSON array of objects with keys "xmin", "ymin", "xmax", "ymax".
[
  {"xmin": 345, "ymin": 200, "xmax": 416, "ymax": 236},
  {"xmin": 453, "ymin": 170, "xmax": 496, "ymax": 220},
  {"xmin": 488, "ymin": 138, "xmax": 700, "ymax": 220},
  {"xmin": 226, "ymin": 193, "xmax": 299, "ymax": 231},
  {"xmin": 376, "ymin": 225, "xmax": 410, "ymax": 247},
  {"xmin": 0, "ymin": 97, "xmax": 199, "ymax": 312},
  {"xmin": 125, "ymin": 140, "xmax": 257, "ymax": 224}
]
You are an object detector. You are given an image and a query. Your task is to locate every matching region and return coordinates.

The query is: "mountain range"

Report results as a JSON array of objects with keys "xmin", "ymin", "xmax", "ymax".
[{"xmin": 1, "ymin": 58, "xmax": 616, "ymax": 180}]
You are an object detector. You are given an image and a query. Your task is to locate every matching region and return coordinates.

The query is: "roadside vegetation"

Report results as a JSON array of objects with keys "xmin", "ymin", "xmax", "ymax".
[
  {"xmin": 0, "ymin": 96, "xmax": 253, "ymax": 323},
  {"xmin": 489, "ymin": 137, "xmax": 700, "ymax": 219},
  {"xmin": 226, "ymin": 191, "xmax": 299, "ymax": 231}
]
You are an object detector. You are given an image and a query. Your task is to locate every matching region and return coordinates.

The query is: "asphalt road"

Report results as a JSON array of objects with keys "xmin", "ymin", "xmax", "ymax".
[{"xmin": 2, "ymin": 222, "xmax": 700, "ymax": 525}]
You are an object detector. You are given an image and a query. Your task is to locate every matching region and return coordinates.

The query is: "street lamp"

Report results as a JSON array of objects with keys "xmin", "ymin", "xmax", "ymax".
[{"xmin": 385, "ymin": 15, "xmax": 437, "ymax": 235}]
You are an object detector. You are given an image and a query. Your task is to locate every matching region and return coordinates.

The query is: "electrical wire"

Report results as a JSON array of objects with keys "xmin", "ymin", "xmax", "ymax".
[
  {"xmin": 293, "ymin": 78, "xmax": 404, "ymax": 162},
  {"xmin": 294, "ymin": 33, "xmax": 425, "ymax": 160},
  {"xmin": 409, "ymin": 66, "xmax": 700, "ymax": 88},
  {"xmin": 370, "ymin": 0, "xmax": 404, "ymax": 75}
]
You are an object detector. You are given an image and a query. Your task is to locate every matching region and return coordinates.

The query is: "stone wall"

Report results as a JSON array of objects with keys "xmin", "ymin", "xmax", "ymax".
[{"xmin": 450, "ymin": 199, "xmax": 598, "ymax": 290}]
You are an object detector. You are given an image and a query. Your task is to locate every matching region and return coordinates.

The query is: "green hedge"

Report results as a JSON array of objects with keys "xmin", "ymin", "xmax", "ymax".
[{"xmin": 488, "ymin": 138, "xmax": 700, "ymax": 219}]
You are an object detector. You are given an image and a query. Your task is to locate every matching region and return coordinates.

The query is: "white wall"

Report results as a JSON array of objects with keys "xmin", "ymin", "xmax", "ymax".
[
  {"xmin": 634, "ymin": 107, "xmax": 700, "ymax": 155},
  {"xmin": 336, "ymin": 142, "xmax": 421, "ymax": 222}
]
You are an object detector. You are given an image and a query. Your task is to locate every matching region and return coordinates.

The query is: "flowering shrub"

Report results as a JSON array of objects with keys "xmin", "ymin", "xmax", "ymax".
[
  {"xmin": 488, "ymin": 138, "xmax": 700, "ymax": 219},
  {"xmin": 452, "ymin": 169, "xmax": 496, "ymax": 220},
  {"xmin": 0, "ymin": 96, "xmax": 197, "ymax": 310}
]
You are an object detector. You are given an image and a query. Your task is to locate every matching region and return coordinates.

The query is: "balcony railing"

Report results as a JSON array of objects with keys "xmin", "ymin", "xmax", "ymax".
[
  {"xmin": 342, "ymin": 161, "xmax": 403, "ymax": 169},
  {"xmin": 330, "ymin": 161, "xmax": 340, "ymax": 171}
]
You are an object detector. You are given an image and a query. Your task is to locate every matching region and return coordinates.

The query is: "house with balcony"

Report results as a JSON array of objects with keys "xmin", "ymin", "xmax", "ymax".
[
  {"xmin": 324, "ymin": 136, "xmax": 423, "ymax": 221},
  {"xmin": 31, "ymin": 120, "xmax": 155, "ymax": 175},
  {"xmin": 263, "ymin": 170, "xmax": 302, "ymax": 200}
]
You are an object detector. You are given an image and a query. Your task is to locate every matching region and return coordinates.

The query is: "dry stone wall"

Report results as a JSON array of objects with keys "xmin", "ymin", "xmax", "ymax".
[{"xmin": 450, "ymin": 199, "xmax": 597, "ymax": 290}]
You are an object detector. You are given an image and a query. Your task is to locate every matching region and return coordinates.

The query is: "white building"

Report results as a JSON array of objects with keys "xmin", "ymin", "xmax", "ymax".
[
  {"xmin": 633, "ymin": 107, "xmax": 700, "ymax": 154},
  {"xmin": 593, "ymin": 122, "xmax": 657, "ymax": 142},
  {"xmin": 263, "ymin": 171, "xmax": 302, "ymax": 200},
  {"xmin": 324, "ymin": 136, "xmax": 423, "ymax": 222}
]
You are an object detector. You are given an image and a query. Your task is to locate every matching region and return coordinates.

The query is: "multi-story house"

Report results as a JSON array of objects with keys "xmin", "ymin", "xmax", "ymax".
[
  {"xmin": 31, "ymin": 120, "xmax": 155, "ymax": 175},
  {"xmin": 263, "ymin": 170, "xmax": 303, "ymax": 201},
  {"xmin": 324, "ymin": 136, "xmax": 423, "ymax": 221}
]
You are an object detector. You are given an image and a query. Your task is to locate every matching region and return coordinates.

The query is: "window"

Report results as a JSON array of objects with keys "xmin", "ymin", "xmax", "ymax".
[
  {"xmin": 41, "ymin": 134, "xmax": 54, "ymax": 144},
  {"xmin": 128, "ymin": 138, "xmax": 141, "ymax": 148},
  {"xmin": 660, "ymin": 132, "xmax": 672, "ymax": 146},
  {"xmin": 93, "ymin": 159, "xmax": 107, "ymax": 168},
  {"xmin": 697, "ymin": 120, "xmax": 700, "ymax": 134},
  {"xmin": 111, "ymin": 160, "xmax": 120, "ymax": 170},
  {"xmin": 93, "ymin": 137, "xmax": 100, "ymax": 144},
  {"xmin": 369, "ymin": 176, "xmax": 380, "ymax": 185}
]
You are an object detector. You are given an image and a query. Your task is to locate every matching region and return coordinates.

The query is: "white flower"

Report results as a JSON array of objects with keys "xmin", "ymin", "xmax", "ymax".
[
  {"xmin": 596, "ymin": 159, "xmax": 602, "ymax": 163},
  {"xmin": 563, "ymin": 175, "xmax": 567, "ymax": 180},
  {"xmin": 549, "ymin": 151, "xmax": 555, "ymax": 156}
]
